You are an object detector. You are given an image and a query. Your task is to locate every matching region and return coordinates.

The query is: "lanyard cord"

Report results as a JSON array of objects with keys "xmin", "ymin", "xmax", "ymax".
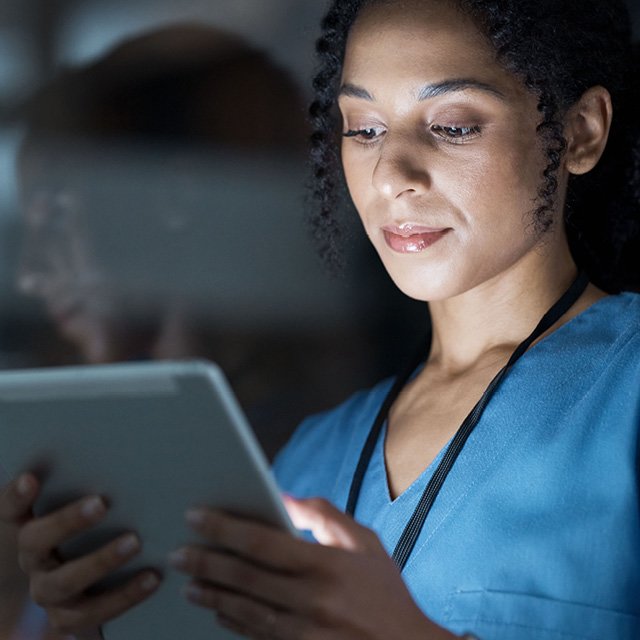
[{"xmin": 345, "ymin": 272, "xmax": 590, "ymax": 571}]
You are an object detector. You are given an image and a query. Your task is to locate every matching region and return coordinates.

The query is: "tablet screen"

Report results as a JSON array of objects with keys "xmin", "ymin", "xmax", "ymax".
[{"xmin": 0, "ymin": 360, "xmax": 295, "ymax": 640}]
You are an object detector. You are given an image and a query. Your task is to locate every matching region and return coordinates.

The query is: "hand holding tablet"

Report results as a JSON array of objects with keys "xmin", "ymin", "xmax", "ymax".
[{"xmin": 0, "ymin": 360, "xmax": 296, "ymax": 640}]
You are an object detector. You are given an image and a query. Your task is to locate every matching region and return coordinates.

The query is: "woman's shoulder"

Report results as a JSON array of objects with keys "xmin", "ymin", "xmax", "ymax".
[
  {"xmin": 508, "ymin": 291, "xmax": 640, "ymax": 428},
  {"xmin": 515, "ymin": 291, "xmax": 639, "ymax": 391},
  {"xmin": 590, "ymin": 290, "xmax": 640, "ymax": 322},
  {"xmin": 582, "ymin": 290, "xmax": 639, "ymax": 328},
  {"xmin": 549, "ymin": 290, "xmax": 640, "ymax": 356},
  {"xmin": 272, "ymin": 376, "xmax": 394, "ymax": 497}
]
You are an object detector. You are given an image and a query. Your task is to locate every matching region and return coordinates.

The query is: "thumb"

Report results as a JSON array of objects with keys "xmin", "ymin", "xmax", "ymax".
[{"xmin": 283, "ymin": 496, "xmax": 381, "ymax": 553}]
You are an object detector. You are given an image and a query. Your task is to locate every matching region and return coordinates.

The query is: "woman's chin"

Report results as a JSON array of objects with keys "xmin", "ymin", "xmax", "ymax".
[{"xmin": 381, "ymin": 260, "xmax": 465, "ymax": 303}]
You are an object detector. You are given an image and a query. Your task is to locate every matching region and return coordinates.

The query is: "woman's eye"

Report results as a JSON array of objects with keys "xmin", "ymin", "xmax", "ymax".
[
  {"xmin": 342, "ymin": 127, "xmax": 385, "ymax": 143},
  {"xmin": 431, "ymin": 124, "xmax": 482, "ymax": 142}
]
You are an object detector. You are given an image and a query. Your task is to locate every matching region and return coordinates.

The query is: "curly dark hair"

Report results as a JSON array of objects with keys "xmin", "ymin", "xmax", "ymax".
[{"xmin": 309, "ymin": 0, "xmax": 640, "ymax": 292}]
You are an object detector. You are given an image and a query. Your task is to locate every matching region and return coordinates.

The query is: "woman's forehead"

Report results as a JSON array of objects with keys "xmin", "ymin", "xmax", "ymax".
[
  {"xmin": 346, "ymin": 0, "xmax": 490, "ymax": 68},
  {"xmin": 352, "ymin": 0, "xmax": 473, "ymax": 33},
  {"xmin": 342, "ymin": 0, "xmax": 521, "ymax": 100}
]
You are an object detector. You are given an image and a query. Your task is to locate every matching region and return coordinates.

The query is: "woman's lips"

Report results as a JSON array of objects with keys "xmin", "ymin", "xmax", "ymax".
[{"xmin": 382, "ymin": 225, "xmax": 450, "ymax": 254}]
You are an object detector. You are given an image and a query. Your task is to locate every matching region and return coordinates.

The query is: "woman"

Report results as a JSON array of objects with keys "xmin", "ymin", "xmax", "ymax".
[{"xmin": 1, "ymin": 0, "xmax": 639, "ymax": 639}]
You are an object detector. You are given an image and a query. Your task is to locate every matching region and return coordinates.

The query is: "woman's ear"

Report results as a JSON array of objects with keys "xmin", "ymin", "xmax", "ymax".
[{"xmin": 564, "ymin": 86, "xmax": 613, "ymax": 176}]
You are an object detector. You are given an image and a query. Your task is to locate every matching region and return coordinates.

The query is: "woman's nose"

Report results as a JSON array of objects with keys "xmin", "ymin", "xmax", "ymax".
[{"xmin": 371, "ymin": 137, "xmax": 431, "ymax": 199}]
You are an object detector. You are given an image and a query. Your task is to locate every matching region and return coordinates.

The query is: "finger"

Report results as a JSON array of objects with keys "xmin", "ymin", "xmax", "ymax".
[
  {"xmin": 31, "ymin": 532, "xmax": 142, "ymax": 606},
  {"xmin": 46, "ymin": 571, "xmax": 161, "ymax": 636},
  {"xmin": 0, "ymin": 474, "xmax": 39, "ymax": 523},
  {"xmin": 183, "ymin": 582, "xmax": 311, "ymax": 640},
  {"xmin": 19, "ymin": 496, "xmax": 107, "ymax": 573},
  {"xmin": 283, "ymin": 497, "xmax": 382, "ymax": 554},
  {"xmin": 184, "ymin": 508, "xmax": 320, "ymax": 573},
  {"xmin": 169, "ymin": 545, "xmax": 311, "ymax": 611}
]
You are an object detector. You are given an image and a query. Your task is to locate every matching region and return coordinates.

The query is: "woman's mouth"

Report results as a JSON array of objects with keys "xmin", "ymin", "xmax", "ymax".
[{"xmin": 381, "ymin": 224, "xmax": 450, "ymax": 254}]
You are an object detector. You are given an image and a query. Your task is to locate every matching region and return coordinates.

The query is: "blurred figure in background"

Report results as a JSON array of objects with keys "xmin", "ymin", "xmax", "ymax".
[{"xmin": 16, "ymin": 23, "xmax": 306, "ymax": 367}]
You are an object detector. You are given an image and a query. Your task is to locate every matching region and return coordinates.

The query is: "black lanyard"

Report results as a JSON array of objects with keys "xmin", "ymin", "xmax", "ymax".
[{"xmin": 345, "ymin": 272, "xmax": 590, "ymax": 571}]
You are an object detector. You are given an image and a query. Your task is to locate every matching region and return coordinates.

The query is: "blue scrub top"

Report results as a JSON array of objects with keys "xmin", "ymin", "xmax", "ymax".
[{"xmin": 274, "ymin": 292, "xmax": 640, "ymax": 640}]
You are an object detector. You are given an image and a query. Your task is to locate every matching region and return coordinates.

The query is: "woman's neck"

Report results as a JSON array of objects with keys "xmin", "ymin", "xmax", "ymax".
[{"xmin": 427, "ymin": 239, "xmax": 595, "ymax": 375}]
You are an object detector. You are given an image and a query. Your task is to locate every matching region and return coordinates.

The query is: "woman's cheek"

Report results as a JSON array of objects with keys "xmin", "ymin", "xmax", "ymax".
[{"xmin": 343, "ymin": 155, "xmax": 373, "ymax": 215}]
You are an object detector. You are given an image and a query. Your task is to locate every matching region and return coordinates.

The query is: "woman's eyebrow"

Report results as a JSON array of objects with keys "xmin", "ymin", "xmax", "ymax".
[
  {"xmin": 338, "ymin": 79, "xmax": 506, "ymax": 102},
  {"xmin": 339, "ymin": 83, "xmax": 374, "ymax": 100},
  {"xmin": 418, "ymin": 79, "xmax": 506, "ymax": 101}
]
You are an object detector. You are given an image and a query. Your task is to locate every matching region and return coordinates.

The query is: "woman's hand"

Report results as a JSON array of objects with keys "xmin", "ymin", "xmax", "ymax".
[
  {"xmin": 0, "ymin": 473, "xmax": 161, "ymax": 637},
  {"xmin": 169, "ymin": 496, "xmax": 457, "ymax": 639}
]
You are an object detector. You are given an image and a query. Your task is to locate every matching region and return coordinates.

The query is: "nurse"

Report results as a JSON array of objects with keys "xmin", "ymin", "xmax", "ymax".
[{"xmin": 1, "ymin": 0, "xmax": 639, "ymax": 639}]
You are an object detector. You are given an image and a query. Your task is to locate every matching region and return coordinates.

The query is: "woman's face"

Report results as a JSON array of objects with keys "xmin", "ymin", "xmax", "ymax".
[{"xmin": 339, "ymin": 0, "xmax": 561, "ymax": 302}]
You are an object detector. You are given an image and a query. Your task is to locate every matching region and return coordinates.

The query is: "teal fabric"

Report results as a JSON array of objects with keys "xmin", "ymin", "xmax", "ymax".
[{"xmin": 273, "ymin": 293, "xmax": 640, "ymax": 640}]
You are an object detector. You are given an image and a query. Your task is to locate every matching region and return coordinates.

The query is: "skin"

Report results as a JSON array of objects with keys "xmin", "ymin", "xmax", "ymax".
[{"xmin": 0, "ymin": 0, "xmax": 614, "ymax": 638}]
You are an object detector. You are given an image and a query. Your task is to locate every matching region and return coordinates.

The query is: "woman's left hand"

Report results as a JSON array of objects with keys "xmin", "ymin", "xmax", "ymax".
[{"xmin": 168, "ymin": 496, "xmax": 456, "ymax": 639}]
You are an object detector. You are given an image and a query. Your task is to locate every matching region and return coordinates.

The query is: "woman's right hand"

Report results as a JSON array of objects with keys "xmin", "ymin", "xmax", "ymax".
[{"xmin": 0, "ymin": 472, "xmax": 161, "ymax": 638}]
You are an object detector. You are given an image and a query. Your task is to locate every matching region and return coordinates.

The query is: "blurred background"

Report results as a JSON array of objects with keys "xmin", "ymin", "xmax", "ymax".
[{"xmin": 0, "ymin": 1, "xmax": 638, "ymax": 639}]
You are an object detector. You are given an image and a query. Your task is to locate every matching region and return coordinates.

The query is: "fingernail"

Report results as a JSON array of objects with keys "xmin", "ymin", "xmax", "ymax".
[
  {"xmin": 82, "ymin": 496, "xmax": 106, "ymax": 519},
  {"xmin": 168, "ymin": 549, "xmax": 188, "ymax": 569},
  {"xmin": 186, "ymin": 508, "xmax": 205, "ymax": 526},
  {"xmin": 117, "ymin": 534, "xmax": 140, "ymax": 556},
  {"xmin": 141, "ymin": 573, "xmax": 160, "ymax": 591},
  {"xmin": 17, "ymin": 475, "xmax": 32, "ymax": 497}
]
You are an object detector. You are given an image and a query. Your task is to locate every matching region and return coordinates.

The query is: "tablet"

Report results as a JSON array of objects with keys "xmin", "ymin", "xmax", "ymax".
[{"xmin": 0, "ymin": 360, "xmax": 297, "ymax": 640}]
